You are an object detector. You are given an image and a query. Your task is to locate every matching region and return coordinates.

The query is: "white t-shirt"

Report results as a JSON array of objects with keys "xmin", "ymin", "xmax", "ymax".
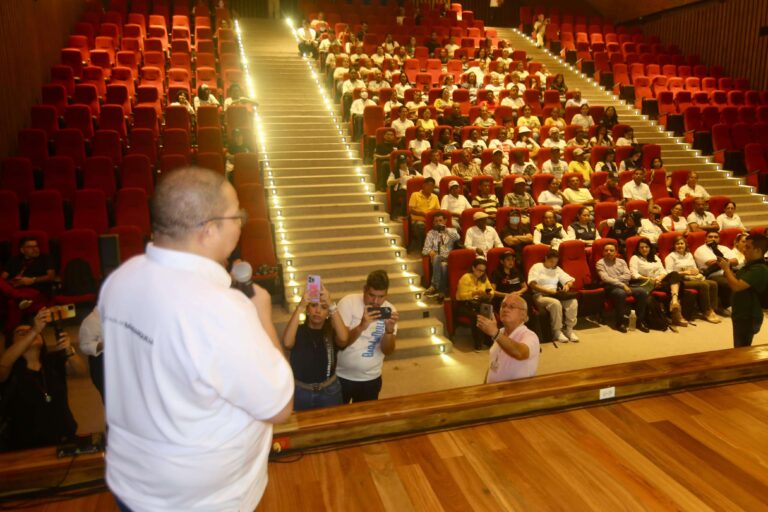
[
  {"xmin": 409, "ymin": 138, "xmax": 431, "ymax": 159},
  {"xmin": 694, "ymin": 243, "xmax": 734, "ymax": 277},
  {"xmin": 79, "ymin": 308, "xmax": 103, "ymax": 357},
  {"xmin": 391, "ymin": 118, "xmax": 414, "ymax": 137},
  {"xmin": 717, "ymin": 213, "xmax": 745, "ymax": 230},
  {"xmin": 537, "ymin": 189, "xmax": 564, "ymax": 210},
  {"xmin": 441, "ymin": 193, "xmax": 471, "ymax": 216},
  {"xmin": 542, "ymin": 138, "xmax": 566, "ymax": 150},
  {"xmin": 99, "ymin": 244, "xmax": 293, "ymax": 512},
  {"xmin": 678, "ymin": 184, "xmax": 710, "ymax": 201},
  {"xmin": 664, "ymin": 251, "xmax": 698, "ymax": 273},
  {"xmin": 423, "ymin": 162, "xmax": 451, "ymax": 183},
  {"xmin": 486, "ymin": 324, "xmax": 539, "ymax": 383},
  {"xmin": 637, "ymin": 218, "xmax": 663, "ymax": 244},
  {"xmin": 527, "ymin": 262, "xmax": 574, "ymax": 290},
  {"xmin": 662, "ymin": 215, "xmax": 688, "ymax": 232},
  {"xmin": 687, "ymin": 210, "xmax": 716, "ymax": 228},
  {"xmin": 622, "ymin": 181, "xmax": 652, "ymax": 201},
  {"xmin": 336, "ymin": 293, "xmax": 398, "ymax": 381}
]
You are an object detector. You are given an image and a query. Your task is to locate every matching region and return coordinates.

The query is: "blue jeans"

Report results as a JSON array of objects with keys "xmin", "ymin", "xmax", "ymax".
[
  {"xmin": 430, "ymin": 254, "xmax": 448, "ymax": 293},
  {"xmin": 606, "ymin": 284, "xmax": 648, "ymax": 326},
  {"xmin": 293, "ymin": 378, "xmax": 343, "ymax": 411},
  {"xmin": 732, "ymin": 316, "xmax": 763, "ymax": 348}
]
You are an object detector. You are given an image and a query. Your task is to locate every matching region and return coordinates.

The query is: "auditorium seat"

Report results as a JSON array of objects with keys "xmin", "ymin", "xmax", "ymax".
[
  {"xmin": 28, "ymin": 190, "xmax": 66, "ymax": 239},
  {"xmin": 115, "ymin": 188, "xmax": 151, "ymax": 236},
  {"xmin": 1, "ymin": 158, "xmax": 35, "ymax": 203},
  {"xmin": 0, "ymin": 191, "xmax": 20, "ymax": 244},
  {"xmin": 42, "ymin": 156, "xmax": 77, "ymax": 202},
  {"xmin": 73, "ymin": 189, "xmax": 109, "ymax": 234},
  {"xmin": 82, "ymin": 156, "xmax": 117, "ymax": 200},
  {"xmin": 110, "ymin": 225, "xmax": 146, "ymax": 262},
  {"xmin": 54, "ymin": 229, "xmax": 101, "ymax": 305}
]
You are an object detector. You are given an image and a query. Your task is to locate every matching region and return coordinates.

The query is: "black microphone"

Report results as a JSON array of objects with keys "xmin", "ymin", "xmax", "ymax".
[{"xmin": 231, "ymin": 261, "xmax": 255, "ymax": 298}]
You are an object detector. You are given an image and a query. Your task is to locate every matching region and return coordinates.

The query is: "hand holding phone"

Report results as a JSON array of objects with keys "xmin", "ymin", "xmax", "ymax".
[{"xmin": 306, "ymin": 275, "xmax": 321, "ymax": 303}]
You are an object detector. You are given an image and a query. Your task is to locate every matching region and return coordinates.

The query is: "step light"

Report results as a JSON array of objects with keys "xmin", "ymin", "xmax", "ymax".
[
  {"xmin": 430, "ymin": 327, "xmax": 437, "ymax": 335},
  {"xmin": 415, "ymin": 293, "xmax": 421, "ymax": 300},
  {"xmin": 395, "ymin": 251, "xmax": 401, "ymax": 257},
  {"xmin": 409, "ymin": 278, "xmax": 414, "ymax": 285},
  {"xmin": 286, "ymin": 259, "xmax": 292, "ymax": 267},
  {"xmin": 439, "ymin": 345, "xmax": 446, "ymax": 354},
  {"xmin": 384, "ymin": 227, "xmax": 390, "ymax": 233},
  {"xmin": 390, "ymin": 239, "xmax": 396, "ymax": 245},
  {"xmin": 400, "ymin": 264, "xmax": 407, "ymax": 270}
]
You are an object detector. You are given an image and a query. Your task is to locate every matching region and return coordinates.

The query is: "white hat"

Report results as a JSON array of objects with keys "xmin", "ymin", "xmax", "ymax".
[
  {"xmin": 473, "ymin": 211, "xmax": 489, "ymax": 221},
  {"xmin": 518, "ymin": 126, "xmax": 531, "ymax": 134},
  {"xmin": 448, "ymin": 180, "xmax": 460, "ymax": 189}
]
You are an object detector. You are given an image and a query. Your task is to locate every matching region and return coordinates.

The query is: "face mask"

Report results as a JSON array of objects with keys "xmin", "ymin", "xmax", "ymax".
[{"xmin": 510, "ymin": 216, "xmax": 521, "ymax": 225}]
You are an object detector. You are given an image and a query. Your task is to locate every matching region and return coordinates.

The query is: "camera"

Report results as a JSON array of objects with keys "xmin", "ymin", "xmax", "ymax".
[
  {"xmin": 368, "ymin": 306, "xmax": 392, "ymax": 319},
  {"xmin": 708, "ymin": 242, "xmax": 724, "ymax": 259}
]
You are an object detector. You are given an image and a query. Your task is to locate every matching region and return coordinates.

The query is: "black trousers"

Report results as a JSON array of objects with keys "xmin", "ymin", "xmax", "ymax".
[{"xmin": 339, "ymin": 376, "xmax": 382, "ymax": 403}]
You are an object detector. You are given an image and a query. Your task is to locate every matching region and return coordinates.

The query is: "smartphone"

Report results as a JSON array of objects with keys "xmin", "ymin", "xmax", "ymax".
[
  {"xmin": 709, "ymin": 243, "xmax": 724, "ymax": 259},
  {"xmin": 306, "ymin": 275, "xmax": 321, "ymax": 303},
  {"xmin": 480, "ymin": 303, "xmax": 494, "ymax": 320},
  {"xmin": 56, "ymin": 433, "xmax": 105, "ymax": 458},
  {"xmin": 368, "ymin": 306, "xmax": 392, "ymax": 319},
  {"xmin": 50, "ymin": 304, "xmax": 76, "ymax": 322}
]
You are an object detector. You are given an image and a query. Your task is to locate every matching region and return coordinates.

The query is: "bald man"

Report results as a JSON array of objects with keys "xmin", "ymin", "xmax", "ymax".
[
  {"xmin": 99, "ymin": 168, "xmax": 293, "ymax": 511},
  {"xmin": 478, "ymin": 294, "xmax": 540, "ymax": 383}
]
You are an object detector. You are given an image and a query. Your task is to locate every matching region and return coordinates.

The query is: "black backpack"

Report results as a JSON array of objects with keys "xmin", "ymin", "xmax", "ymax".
[
  {"xmin": 645, "ymin": 296, "xmax": 669, "ymax": 331},
  {"xmin": 61, "ymin": 258, "xmax": 98, "ymax": 296}
]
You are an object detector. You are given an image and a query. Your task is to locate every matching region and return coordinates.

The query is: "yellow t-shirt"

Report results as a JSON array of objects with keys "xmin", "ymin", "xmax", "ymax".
[
  {"xmin": 408, "ymin": 192, "xmax": 439, "ymax": 222},
  {"xmin": 568, "ymin": 160, "xmax": 593, "ymax": 182},
  {"xmin": 456, "ymin": 272, "xmax": 496, "ymax": 301}
]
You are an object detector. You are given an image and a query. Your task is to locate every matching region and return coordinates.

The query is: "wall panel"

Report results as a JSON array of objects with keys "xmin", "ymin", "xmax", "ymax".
[
  {"xmin": 634, "ymin": 0, "xmax": 768, "ymax": 90},
  {"xmin": 0, "ymin": 0, "xmax": 85, "ymax": 159}
]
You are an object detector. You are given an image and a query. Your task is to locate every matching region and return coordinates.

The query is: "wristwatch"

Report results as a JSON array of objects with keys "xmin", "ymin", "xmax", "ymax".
[{"xmin": 328, "ymin": 302, "xmax": 338, "ymax": 315}]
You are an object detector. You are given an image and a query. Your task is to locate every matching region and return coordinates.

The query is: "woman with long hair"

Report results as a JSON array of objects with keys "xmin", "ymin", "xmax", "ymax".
[
  {"xmin": 456, "ymin": 258, "xmax": 496, "ymax": 351},
  {"xmin": 664, "ymin": 235, "xmax": 722, "ymax": 323},
  {"xmin": 281, "ymin": 283, "xmax": 349, "ymax": 410},
  {"xmin": 629, "ymin": 238, "xmax": 688, "ymax": 326}
]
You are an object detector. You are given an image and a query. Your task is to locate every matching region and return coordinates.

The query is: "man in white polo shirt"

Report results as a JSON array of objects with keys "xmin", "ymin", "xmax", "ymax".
[
  {"xmin": 336, "ymin": 270, "xmax": 399, "ymax": 402},
  {"xmin": 622, "ymin": 168, "xmax": 654, "ymax": 208},
  {"xmin": 99, "ymin": 168, "xmax": 293, "ymax": 512},
  {"xmin": 479, "ymin": 294, "xmax": 540, "ymax": 383}
]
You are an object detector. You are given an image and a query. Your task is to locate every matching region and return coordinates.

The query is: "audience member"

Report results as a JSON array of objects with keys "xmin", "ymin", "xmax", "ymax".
[
  {"xmin": 282, "ymin": 284, "xmax": 349, "ymax": 411},
  {"xmin": 637, "ymin": 204, "xmax": 665, "ymax": 244},
  {"xmin": 406, "ymin": 91, "xmax": 427, "ymax": 120},
  {"xmin": 527, "ymin": 249, "xmax": 579, "ymax": 342},
  {"xmin": 537, "ymin": 178, "xmax": 565, "ymax": 213},
  {"xmin": 0, "ymin": 308, "xmax": 85, "ymax": 450},
  {"xmin": 407, "ymin": 177, "xmax": 439, "ymax": 249},
  {"xmin": 422, "ymin": 150, "xmax": 451, "ymax": 184},
  {"xmin": 336, "ymin": 271, "xmax": 399, "ymax": 402},
  {"xmin": 566, "ymin": 128, "xmax": 592, "ymax": 152},
  {"xmin": 664, "ymin": 235, "xmax": 721, "ymax": 323},
  {"xmin": 391, "ymin": 106, "xmax": 415, "ymax": 147},
  {"xmin": 567, "ymin": 149, "xmax": 594, "ymax": 186},
  {"xmin": 515, "ymin": 127, "xmax": 541, "ymax": 158},
  {"xmin": 732, "ymin": 233, "xmax": 748, "ymax": 268},
  {"xmin": 717, "ymin": 201, "xmax": 746, "ymax": 231},
  {"xmin": 601, "ymin": 210, "xmax": 641, "ymax": 255},
  {"xmin": 565, "ymin": 89, "xmax": 587, "ymax": 109},
  {"xmin": 542, "ymin": 127, "xmax": 566, "ymax": 150},
  {"xmin": 544, "ymin": 107, "xmax": 567, "ymax": 131},
  {"xmin": 600, "ymin": 106, "xmax": 619, "ymax": 130},
  {"xmin": 694, "ymin": 231, "xmax": 737, "ymax": 315},
  {"xmin": 517, "ymin": 105, "xmax": 541, "ymax": 139},
  {"xmin": 595, "ymin": 173, "xmax": 622, "ymax": 204},
  {"xmin": 533, "ymin": 210, "xmax": 566, "ymax": 248},
  {"xmin": 374, "ymin": 129, "xmax": 397, "ymax": 191},
  {"xmin": 473, "ymin": 105, "xmax": 496, "ymax": 128},
  {"xmin": 503, "ymin": 177, "xmax": 535, "ymax": 211},
  {"xmin": 451, "ymin": 147, "xmax": 481, "ymax": 180},
  {"xmin": 501, "ymin": 86, "xmax": 525, "ymax": 109},
  {"xmin": 562, "ymin": 175, "xmax": 596, "ymax": 208},
  {"xmin": 0, "ymin": 237, "xmax": 55, "ymax": 315},
  {"xmin": 509, "ymin": 150, "xmax": 538, "ymax": 182},
  {"xmin": 551, "ymin": 73, "xmax": 567, "ymax": 101},
  {"xmin": 471, "ymin": 180, "xmax": 499, "ymax": 222},
  {"xmin": 408, "ymin": 126, "xmax": 432, "ymax": 163},
  {"xmin": 595, "ymin": 242, "xmax": 650, "ymax": 333},
  {"xmin": 566, "ymin": 207, "xmax": 600, "ymax": 245},
  {"xmin": 193, "ymin": 84, "xmax": 220, "ymax": 111},
  {"xmin": 717, "ymin": 234, "xmax": 768, "ymax": 347},
  {"xmin": 687, "ymin": 197, "xmax": 719, "ymax": 232},
  {"xmin": 483, "ymin": 149, "xmax": 510, "ymax": 185},
  {"xmin": 464, "ymin": 211, "xmax": 503, "ymax": 257},
  {"xmin": 678, "ymin": 171, "xmax": 710, "ymax": 201},
  {"xmin": 571, "ymin": 104, "xmax": 595, "ymax": 130},
  {"xmin": 541, "ymin": 147, "xmax": 568, "ymax": 178},
  {"xmin": 499, "ymin": 210, "xmax": 533, "ymax": 255},
  {"xmin": 532, "ymin": 14, "xmax": 549, "ymax": 47},
  {"xmin": 350, "ymin": 89, "xmax": 376, "ymax": 139},
  {"xmin": 619, "ymin": 148, "xmax": 643, "ymax": 172},
  {"xmin": 662, "ymin": 202, "xmax": 689, "ymax": 234},
  {"xmin": 422, "ymin": 212, "xmax": 460, "ymax": 301},
  {"xmin": 440, "ymin": 180, "xmax": 471, "ymax": 229},
  {"xmin": 388, "ymin": 154, "xmax": 419, "ymax": 220},
  {"xmin": 297, "ymin": 20, "xmax": 318, "ymax": 57},
  {"xmin": 590, "ymin": 125, "xmax": 614, "ymax": 148},
  {"xmin": 223, "ymin": 84, "xmax": 257, "ymax": 111},
  {"xmin": 394, "ymin": 73, "xmax": 412, "ymax": 101},
  {"xmin": 615, "ymin": 127, "xmax": 638, "ymax": 147},
  {"xmin": 629, "ymin": 238, "xmax": 687, "ymax": 326},
  {"xmin": 171, "ymin": 90, "xmax": 196, "ymax": 116},
  {"xmin": 622, "ymin": 169, "xmax": 653, "ymax": 206},
  {"xmin": 480, "ymin": 294, "xmax": 539, "ymax": 383},
  {"xmin": 456, "ymin": 258, "xmax": 496, "ymax": 350}
]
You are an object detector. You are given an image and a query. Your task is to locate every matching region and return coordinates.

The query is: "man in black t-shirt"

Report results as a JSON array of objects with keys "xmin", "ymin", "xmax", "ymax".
[
  {"xmin": 374, "ymin": 129, "xmax": 398, "ymax": 192},
  {"xmin": 1, "ymin": 237, "xmax": 56, "ymax": 326}
]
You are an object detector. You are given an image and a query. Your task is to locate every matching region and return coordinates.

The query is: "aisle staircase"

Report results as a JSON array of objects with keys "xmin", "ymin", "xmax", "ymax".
[
  {"xmin": 495, "ymin": 27, "xmax": 768, "ymax": 226},
  {"xmin": 243, "ymin": 19, "xmax": 451, "ymax": 358}
]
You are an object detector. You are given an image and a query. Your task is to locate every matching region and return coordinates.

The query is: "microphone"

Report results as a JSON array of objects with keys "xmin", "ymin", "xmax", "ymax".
[{"xmin": 231, "ymin": 261, "xmax": 255, "ymax": 298}]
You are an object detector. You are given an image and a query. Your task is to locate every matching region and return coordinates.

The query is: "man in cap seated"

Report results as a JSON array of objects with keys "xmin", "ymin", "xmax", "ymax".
[
  {"xmin": 464, "ymin": 211, "xmax": 504, "ymax": 258},
  {"xmin": 440, "ymin": 180, "xmax": 471, "ymax": 230}
]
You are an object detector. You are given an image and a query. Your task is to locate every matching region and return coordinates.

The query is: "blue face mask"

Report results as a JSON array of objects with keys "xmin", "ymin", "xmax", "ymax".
[{"xmin": 510, "ymin": 216, "xmax": 521, "ymax": 225}]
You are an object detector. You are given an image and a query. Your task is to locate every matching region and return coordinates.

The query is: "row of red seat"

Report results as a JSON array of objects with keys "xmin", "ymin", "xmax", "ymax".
[{"xmin": 711, "ymin": 123, "xmax": 768, "ymax": 163}]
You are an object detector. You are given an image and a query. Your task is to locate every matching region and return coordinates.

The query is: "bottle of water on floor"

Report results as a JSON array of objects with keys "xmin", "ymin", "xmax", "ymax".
[{"xmin": 628, "ymin": 310, "xmax": 637, "ymax": 331}]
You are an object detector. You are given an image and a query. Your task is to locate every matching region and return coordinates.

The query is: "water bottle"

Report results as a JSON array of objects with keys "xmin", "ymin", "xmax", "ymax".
[{"xmin": 628, "ymin": 310, "xmax": 637, "ymax": 331}]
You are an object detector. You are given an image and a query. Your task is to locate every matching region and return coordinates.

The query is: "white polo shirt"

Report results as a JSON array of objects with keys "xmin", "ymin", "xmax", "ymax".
[
  {"xmin": 336, "ymin": 293, "xmax": 397, "ymax": 381},
  {"xmin": 622, "ymin": 180, "xmax": 652, "ymax": 201},
  {"xmin": 99, "ymin": 244, "xmax": 293, "ymax": 512}
]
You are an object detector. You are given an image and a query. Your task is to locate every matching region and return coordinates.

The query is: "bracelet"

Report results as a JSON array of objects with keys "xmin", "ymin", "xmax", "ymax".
[
  {"xmin": 492, "ymin": 329, "xmax": 503, "ymax": 342},
  {"xmin": 328, "ymin": 302, "xmax": 338, "ymax": 315}
]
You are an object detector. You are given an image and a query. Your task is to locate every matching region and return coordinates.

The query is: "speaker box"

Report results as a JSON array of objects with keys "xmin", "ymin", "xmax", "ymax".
[
  {"xmin": 620, "ymin": 85, "xmax": 635, "ymax": 103},
  {"xmin": 99, "ymin": 234, "xmax": 121, "ymax": 278},
  {"xmin": 548, "ymin": 40, "xmax": 561, "ymax": 54},
  {"xmin": 580, "ymin": 60, "xmax": 595, "ymax": 78},
  {"xmin": 599, "ymin": 72, "xmax": 614, "ymax": 90},
  {"xmin": 642, "ymin": 98, "xmax": 659, "ymax": 119},
  {"xmin": 565, "ymin": 50, "xmax": 577, "ymax": 65}
]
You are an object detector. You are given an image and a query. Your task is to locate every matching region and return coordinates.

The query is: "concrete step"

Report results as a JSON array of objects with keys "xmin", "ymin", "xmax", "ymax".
[
  {"xmin": 269, "ymin": 157, "xmax": 360, "ymax": 168},
  {"xmin": 270, "ymin": 201, "xmax": 383, "ymax": 216},
  {"xmin": 274, "ymin": 210, "xmax": 394, "ymax": 229},
  {"xmin": 276, "ymin": 221, "xmax": 396, "ymax": 239},
  {"xmin": 278, "ymin": 233, "xmax": 400, "ymax": 251},
  {"xmin": 284, "ymin": 245, "xmax": 403, "ymax": 267},
  {"xmin": 387, "ymin": 335, "xmax": 452, "ymax": 360},
  {"xmin": 269, "ymin": 186, "xmax": 371, "ymax": 198},
  {"xmin": 289, "ymin": 257, "xmax": 416, "ymax": 279},
  {"xmin": 270, "ymin": 174, "xmax": 368, "ymax": 186}
]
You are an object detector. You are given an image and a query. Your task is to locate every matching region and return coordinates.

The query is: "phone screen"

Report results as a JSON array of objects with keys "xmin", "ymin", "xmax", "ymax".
[{"xmin": 306, "ymin": 275, "xmax": 321, "ymax": 303}]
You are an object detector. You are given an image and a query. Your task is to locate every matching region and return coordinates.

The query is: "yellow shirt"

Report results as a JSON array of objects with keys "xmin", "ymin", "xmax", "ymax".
[
  {"xmin": 417, "ymin": 118, "xmax": 437, "ymax": 132},
  {"xmin": 408, "ymin": 191, "xmax": 439, "ymax": 222},
  {"xmin": 456, "ymin": 272, "xmax": 496, "ymax": 301},
  {"xmin": 568, "ymin": 160, "xmax": 593, "ymax": 182}
]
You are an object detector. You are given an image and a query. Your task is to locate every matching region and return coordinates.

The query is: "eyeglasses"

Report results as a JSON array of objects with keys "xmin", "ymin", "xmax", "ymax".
[{"xmin": 198, "ymin": 209, "xmax": 248, "ymax": 227}]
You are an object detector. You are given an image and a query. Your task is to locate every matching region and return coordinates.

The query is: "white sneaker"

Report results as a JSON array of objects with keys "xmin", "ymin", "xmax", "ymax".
[
  {"xmin": 557, "ymin": 331, "xmax": 570, "ymax": 343},
  {"xmin": 565, "ymin": 330, "xmax": 579, "ymax": 343}
]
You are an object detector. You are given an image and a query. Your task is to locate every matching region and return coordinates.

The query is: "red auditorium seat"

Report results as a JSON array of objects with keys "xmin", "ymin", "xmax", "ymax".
[
  {"xmin": 50, "ymin": 65, "xmax": 75, "ymax": 96},
  {"xmin": 237, "ymin": 183, "xmax": 267, "ymax": 220},
  {"xmin": 73, "ymin": 189, "xmax": 109, "ymax": 234},
  {"xmin": 54, "ymin": 229, "xmax": 101, "ymax": 305},
  {"xmin": 82, "ymin": 156, "xmax": 117, "ymax": 200},
  {"xmin": 121, "ymin": 154, "xmax": 154, "ymax": 195},
  {"xmin": 115, "ymin": 188, "xmax": 151, "ymax": 236},
  {"xmin": 30, "ymin": 105, "xmax": 59, "ymax": 141},
  {"xmin": 42, "ymin": 84, "xmax": 68, "ymax": 117},
  {"xmin": 63, "ymin": 105, "xmax": 95, "ymax": 140},
  {"xmin": 197, "ymin": 152, "xmax": 225, "ymax": 174},
  {"xmin": 133, "ymin": 106, "xmax": 160, "ymax": 137},
  {"xmin": 42, "ymin": 156, "xmax": 77, "ymax": 202},
  {"xmin": 0, "ymin": 190, "xmax": 20, "ymax": 243},
  {"xmin": 54, "ymin": 129, "xmax": 86, "ymax": 167},
  {"xmin": 109, "ymin": 225, "xmax": 145, "ymax": 262},
  {"xmin": 558, "ymin": 240, "xmax": 604, "ymax": 315},
  {"xmin": 1, "ymin": 158, "xmax": 35, "ymax": 203},
  {"xmin": 232, "ymin": 153, "xmax": 260, "ymax": 188},
  {"xmin": 197, "ymin": 127, "xmax": 223, "ymax": 155},
  {"xmin": 128, "ymin": 129, "xmax": 158, "ymax": 166},
  {"xmin": 239, "ymin": 218, "xmax": 279, "ymax": 290},
  {"xmin": 162, "ymin": 129, "xmax": 191, "ymax": 162},
  {"xmin": 82, "ymin": 66, "xmax": 107, "ymax": 98},
  {"xmin": 28, "ymin": 190, "xmax": 66, "ymax": 239}
]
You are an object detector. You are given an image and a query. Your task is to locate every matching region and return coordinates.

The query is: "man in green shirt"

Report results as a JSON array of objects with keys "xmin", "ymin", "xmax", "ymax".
[{"xmin": 718, "ymin": 234, "xmax": 768, "ymax": 347}]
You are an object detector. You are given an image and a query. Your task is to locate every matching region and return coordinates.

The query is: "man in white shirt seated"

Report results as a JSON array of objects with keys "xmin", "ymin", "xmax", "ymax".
[
  {"xmin": 297, "ymin": 20, "xmax": 318, "ymax": 58},
  {"xmin": 562, "ymin": 175, "xmax": 596, "ymax": 208},
  {"xmin": 541, "ymin": 147, "xmax": 568, "ymax": 179},
  {"xmin": 510, "ymin": 150, "xmax": 538, "ymax": 181},
  {"xmin": 479, "ymin": 294, "xmax": 539, "ymax": 383},
  {"xmin": 687, "ymin": 197, "xmax": 719, "ymax": 232},
  {"xmin": 464, "ymin": 211, "xmax": 503, "ymax": 257},
  {"xmin": 527, "ymin": 249, "xmax": 579, "ymax": 343},
  {"xmin": 488, "ymin": 127, "xmax": 515, "ymax": 158},
  {"xmin": 391, "ymin": 106, "xmax": 414, "ymax": 147},
  {"xmin": 505, "ymin": 72, "xmax": 526, "ymax": 93},
  {"xmin": 678, "ymin": 171, "xmax": 711, "ymax": 201},
  {"xmin": 564, "ymin": 89, "xmax": 588, "ymax": 109},
  {"xmin": 408, "ymin": 127, "xmax": 432, "ymax": 163},
  {"xmin": 423, "ymin": 150, "xmax": 451, "ymax": 184},
  {"xmin": 615, "ymin": 127, "xmax": 639, "ymax": 147},
  {"xmin": 366, "ymin": 69, "xmax": 390, "ymax": 100},
  {"xmin": 637, "ymin": 204, "xmax": 665, "ymax": 244},
  {"xmin": 444, "ymin": 36, "xmax": 460, "ymax": 57},
  {"xmin": 621, "ymin": 169, "xmax": 653, "ymax": 207},
  {"xmin": 485, "ymin": 75, "xmax": 505, "ymax": 94},
  {"xmin": 693, "ymin": 231, "xmax": 738, "ymax": 315},
  {"xmin": 341, "ymin": 70, "xmax": 365, "ymax": 121},
  {"xmin": 99, "ymin": 168, "xmax": 293, "ymax": 512},
  {"xmin": 405, "ymin": 90, "xmax": 427, "ymax": 120},
  {"xmin": 349, "ymin": 90, "xmax": 376, "ymax": 140},
  {"xmin": 483, "ymin": 149, "xmax": 510, "ymax": 185},
  {"xmin": 440, "ymin": 180, "xmax": 471, "ymax": 229},
  {"xmin": 501, "ymin": 86, "xmax": 525, "ymax": 109},
  {"xmin": 542, "ymin": 127, "xmax": 567, "ymax": 151}
]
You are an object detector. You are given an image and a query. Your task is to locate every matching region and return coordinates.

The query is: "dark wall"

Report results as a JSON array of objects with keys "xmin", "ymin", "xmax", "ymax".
[
  {"xmin": 585, "ymin": 0, "xmax": 700, "ymax": 23},
  {"xmin": 0, "ymin": 0, "xmax": 86, "ymax": 158},
  {"xmin": 633, "ymin": 0, "xmax": 768, "ymax": 89}
]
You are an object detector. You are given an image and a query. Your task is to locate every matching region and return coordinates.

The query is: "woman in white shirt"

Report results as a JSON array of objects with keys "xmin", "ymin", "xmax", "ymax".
[
  {"xmin": 590, "ymin": 125, "xmax": 614, "ymax": 148},
  {"xmin": 193, "ymin": 84, "xmax": 220, "ymax": 111},
  {"xmin": 662, "ymin": 202, "xmax": 689, "ymax": 234},
  {"xmin": 732, "ymin": 232, "xmax": 748, "ymax": 269},
  {"xmin": 629, "ymin": 237, "xmax": 687, "ymax": 326},
  {"xmin": 394, "ymin": 73, "xmax": 412, "ymax": 102},
  {"xmin": 716, "ymin": 201, "xmax": 746, "ymax": 231},
  {"xmin": 663, "ymin": 235, "xmax": 721, "ymax": 323},
  {"xmin": 537, "ymin": 178, "xmax": 565, "ymax": 213},
  {"xmin": 571, "ymin": 104, "xmax": 595, "ymax": 131},
  {"xmin": 387, "ymin": 155, "xmax": 418, "ymax": 219}
]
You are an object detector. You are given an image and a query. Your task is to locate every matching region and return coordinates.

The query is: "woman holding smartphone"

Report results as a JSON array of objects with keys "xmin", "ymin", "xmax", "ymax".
[
  {"xmin": 456, "ymin": 258, "xmax": 496, "ymax": 351},
  {"xmin": 282, "ymin": 282, "xmax": 349, "ymax": 411}
]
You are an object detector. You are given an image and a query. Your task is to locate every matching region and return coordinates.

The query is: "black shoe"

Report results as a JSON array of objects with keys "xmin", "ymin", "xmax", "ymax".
[
  {"xmin": 616, "ymin": 324, "xmax": 627, "ymax": 333},
  {"xmin": 637, "ymin": 322, "xmax": 650, "ymax": 333}
]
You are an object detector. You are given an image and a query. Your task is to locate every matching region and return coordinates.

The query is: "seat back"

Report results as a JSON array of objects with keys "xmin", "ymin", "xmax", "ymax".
[
  {"xmin": 115, "ymin": 187, "xmax": 151, "ymax": 236},
  {"xmin": 73, "ymin": 189, "xmax": 109, "ymax": 234}
]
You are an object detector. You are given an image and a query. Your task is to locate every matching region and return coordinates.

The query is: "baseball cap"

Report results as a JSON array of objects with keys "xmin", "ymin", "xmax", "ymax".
[
  {"xmin": 448, "ymin": 180, "xmax": 460, "ymax": 189},
  {"xmin": 514, "ymin": 177, "xmax": 526, "ymax": 184},
  {"xmin": 473, "ymin": 211, "xmax": 489, "ymax": 220},
  {"xmin": 518, "ymin": 126, "xmax": 531, "ymax": 134}
]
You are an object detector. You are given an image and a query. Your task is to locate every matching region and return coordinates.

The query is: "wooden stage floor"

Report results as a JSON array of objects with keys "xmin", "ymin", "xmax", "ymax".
[{"xmin": 9, "ymin": 378, "xmax": 768, "ymax": 511}]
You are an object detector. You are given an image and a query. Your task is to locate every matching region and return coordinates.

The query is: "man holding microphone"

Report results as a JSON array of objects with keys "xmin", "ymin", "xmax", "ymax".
[{"xmin": 99, "ymin": 168, "xmax": 293, "ymax": 511}]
